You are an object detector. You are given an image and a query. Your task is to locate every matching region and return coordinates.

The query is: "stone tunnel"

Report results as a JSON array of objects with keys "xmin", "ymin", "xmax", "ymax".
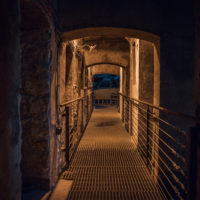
[{"xmin": 1, "ymin": 0, "xmax": 200, "ymax": 200}]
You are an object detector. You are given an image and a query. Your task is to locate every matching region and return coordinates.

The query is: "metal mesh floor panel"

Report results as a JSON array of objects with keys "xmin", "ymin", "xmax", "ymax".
[{"xmin": 63, "ymin": 107, "xmax": 166, "ymax": 200}]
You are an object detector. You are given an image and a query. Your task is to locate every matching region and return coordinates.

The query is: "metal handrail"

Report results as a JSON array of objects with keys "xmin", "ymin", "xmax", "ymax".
[
  {"xmin": 119, "ymin": 92, "xmax": 196, "ymax": 123},
  {"xmin": 60, "ymin": 92, "xmax": 93, "ymax": 107},
  {"xmin": 59, "ymin": 91, "xmax": 94, "ymax": 168},
  {"xmin": 60, "ymin": 96, "xmax": 84, "ymax": 107},
  {"xmin": 119, "ymin": 92, "xmax": 197, "ymax": 199}
]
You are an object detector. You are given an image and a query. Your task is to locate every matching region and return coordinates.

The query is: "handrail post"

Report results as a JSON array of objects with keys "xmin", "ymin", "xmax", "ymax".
[
  {"xmin": 146, "ymin": 105, "xmax": 150, "ymax": 167},
  {"xmin": 81, "ymin": 98, "xmax": 84, "ymax": 133},
  {"xmin": 187, "ymin": 126, "xmax": 199, "ymax": 200},
  {"xmin": 87, "ymin": 94, "xmax": 89, "ymax": 123},
  {"xmin": 129, "ymin": 101, "xmax": 132, "ymax": 136},
  {"xmin": 122, "ymin": 96, "xmax": 124, "ymax": 122},
  {"xmin": 65, "ymin": 106, "xmax": 70, "ymax": 166}
]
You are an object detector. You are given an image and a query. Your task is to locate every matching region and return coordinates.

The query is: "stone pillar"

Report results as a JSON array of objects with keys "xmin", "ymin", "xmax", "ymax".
[
  {"xmin": 127, "ymin": 38, "xmax": 139, "ymax": 147},
  {"xmin": 129, "ymin": 39, "xmax": 135, "ymax": 98},
  {"xmin": 0, "ymin": 0, "xmax": 21, "ymax": 199},
  {"xmin": 139, "ymin": 40, "xmax": 159, "ymax": 182},
  {"xmin": 128, "ymin": 39, "xmax": 135, "ymax": 136},
  {"xmin": 72, "ymin": 52, "xmax": 79, "ymax": 98}
]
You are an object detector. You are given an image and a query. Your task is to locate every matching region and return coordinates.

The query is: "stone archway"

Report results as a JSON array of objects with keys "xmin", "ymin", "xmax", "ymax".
[
  {"xmin": 59, "ymin": 27, "xmax": 161, "ymax": 185},
  {"xmin": 61, "ymin": 27, "xmax": 160, "ymax": 107},
  {"xmin": 91, "ymin": 64, "xmax": 120, "ymax": 77}
]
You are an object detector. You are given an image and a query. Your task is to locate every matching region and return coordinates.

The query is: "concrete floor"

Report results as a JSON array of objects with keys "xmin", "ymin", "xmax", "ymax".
[{"xmin": 63, "ymin": 106, "xmax": 165, "ymax": 200}]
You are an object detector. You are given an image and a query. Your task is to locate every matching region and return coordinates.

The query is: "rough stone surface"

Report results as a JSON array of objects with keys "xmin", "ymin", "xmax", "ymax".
[
  {"xmin": 83, "ymin": 37, "xmax": 129, "ymax": 68},
  {"xmin": 0, "ymin": 0, "xmax": 21, "ymax": 199},
  {"xmin": 21, "ymin": 28, "xmax": 52, "ymax": 190},
  {"xmin": 139, "ymin": 40, "xmax": 154, "ymax": 103}
]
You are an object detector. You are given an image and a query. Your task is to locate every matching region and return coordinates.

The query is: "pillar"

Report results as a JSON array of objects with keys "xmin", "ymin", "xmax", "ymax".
[
  {"xmin": 139, "ymin": 40, "xmax": 159, "ymax": 182},
  {"xmin": 127, "ymin": 38, "xmax": 139, "ymax": 148}
]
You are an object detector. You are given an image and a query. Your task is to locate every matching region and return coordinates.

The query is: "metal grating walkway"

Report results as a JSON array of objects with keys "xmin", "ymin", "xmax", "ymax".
[{"xmin": 63, "ymin": 106, "xmax": 166, "ymax": 200}]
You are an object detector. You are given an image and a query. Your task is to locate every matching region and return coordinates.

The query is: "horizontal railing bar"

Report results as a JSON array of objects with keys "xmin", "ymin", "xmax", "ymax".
[
  {"xmin": 60, "ymin": 96, "xmax": 83, "ymax": 107},
  {"xmin": 131, "ymin": 130, "xmax": 174, "ymax": 199},
  {"xmin": 131, "ymin": 98, "xmax": 187, "ymax": 138},
  {"xmin": 132, "ymin": 113, "xmax": 187, "ymax": 173},
  {"xmin": 134, "ymin": 123, "xmax": 186, "ymax": 190},
  {"xmin": 60, "ymin": 92, "xmax": 93, "ymax": 107},
  {"xmin": 119, "ymin": 92, "xmax": 196, "ymax": 122},
  {"xmin": 126, "ymin": 94, "xmax": 188, "ymax": 199},
  {"xmin": 136, "ymin": 109, "xmax": 187, "ymax": 149},
  {"xmin": 134, "ymin": 125, "xmax": 186, "ymax": 192},
  {"xmin": 133, "ymin": 110, "xmax": 188, "ymax": 159},
  {"xmin": 138, "ymin": 121, "xmax": 187, "ymax": 168},
  {"xmin": 150, "ymin": 112, "xmax": 187, "ymax": 136},
  {"xmin": 132, "ymin": 125, "xmax": 185, "ymax": 198}
]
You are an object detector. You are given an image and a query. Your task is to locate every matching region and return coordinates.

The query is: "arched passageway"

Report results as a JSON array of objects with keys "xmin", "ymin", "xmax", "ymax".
[
  {"xmin": 1, "ymin": 1, "xmax": 199, "ymax": 199},
  {"xmin": 50, "ymin": 29, "xmax": 195, "ymax": 200},
  {"xmin": 19, "ymin": 25, "xmax": 195, "ymax": 199}
]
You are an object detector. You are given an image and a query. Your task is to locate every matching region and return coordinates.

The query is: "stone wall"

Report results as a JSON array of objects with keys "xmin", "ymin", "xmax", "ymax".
[
  {"xmin": 0, "ymin": 0, "xmax": 21, "ymax": 199},
  {"xmin": 20, "ymin": 0, "xmax": 58, "ymax": 190},
  {"xmin": 21, "ymin": 28, "xmax": 52, "ymax": 190},
  {"xmin": 57, "ymin": 40, "xmax": 84, "ymax": 170}
]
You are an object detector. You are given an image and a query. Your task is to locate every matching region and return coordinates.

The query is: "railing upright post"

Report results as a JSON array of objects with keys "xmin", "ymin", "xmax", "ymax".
[
  {"xmin": 84, "ymin": 95, "xmax": 86, "ymax": 128},
  {"xmin": 132, "ymin": 101, "xmax": 134, "ymax": 136},
  {"xmin": 129, "ymin": 101, "xmax": 132, "ymax": 136},
  {"xmin": 125, "ymin": 98, "xmax": 126, "ymax": 123},
  {"xmin": 92, "ymin": 92, "xmax": 94, "ymax": 112},
  {"xmin": 146, "ymin": 106, "xmax": 150, "ymax": 167},
  {"xmin": 187, "ymin": 126, "xmax": 199, "ymax": 200},
  {"xmin": 81, "ymin": 99, "xmax": 84, "ymax": 133},
  {"xmin": 86, "ymin": 94, "xmax": 89, "ymax": 123},
  {"xmin": 65, "ymin": 106, "xmax": 70, "ymax": 166},
  {"xmin": 122, "ymin": 96, "xmax": 124, "ymax": 122}
]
